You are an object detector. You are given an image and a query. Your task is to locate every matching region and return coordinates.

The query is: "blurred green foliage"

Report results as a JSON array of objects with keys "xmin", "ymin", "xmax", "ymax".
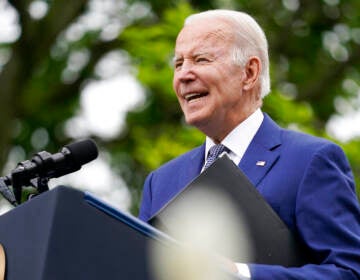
[{"xmin": 0, "ymin": 0, "xmax": 359, "ymax": 214}]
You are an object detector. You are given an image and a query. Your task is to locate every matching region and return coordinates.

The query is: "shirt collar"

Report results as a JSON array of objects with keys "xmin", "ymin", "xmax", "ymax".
[{"xmin": 205, "ymin": 108, "xmax": 264, "ymax": 163}]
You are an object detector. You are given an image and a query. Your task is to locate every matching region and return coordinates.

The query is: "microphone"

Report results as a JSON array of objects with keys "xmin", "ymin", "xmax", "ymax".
[{"xmin": 3, "ymin": 138, "xmax": 99, "ymax": 204}]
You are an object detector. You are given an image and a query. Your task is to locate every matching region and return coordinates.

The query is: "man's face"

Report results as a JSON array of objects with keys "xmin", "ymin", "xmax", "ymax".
[{"xmin": 173, "ymin": 19, "xmax": 252, "ymax": 141}]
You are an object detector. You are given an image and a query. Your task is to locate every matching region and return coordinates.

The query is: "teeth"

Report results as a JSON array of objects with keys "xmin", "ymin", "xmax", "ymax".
[{"xmin": 184, "ymin": 93, "xmax": 202, "ymax": 101}]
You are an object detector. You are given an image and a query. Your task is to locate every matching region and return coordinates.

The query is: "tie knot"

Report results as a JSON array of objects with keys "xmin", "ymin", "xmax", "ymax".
[
  {"xmin": 208, "ymin": 144, "xmax": 228, "ymax": 158},
  {"xmin": 204, "ymin": 144, "xmax": 229, "ymax": 170}
]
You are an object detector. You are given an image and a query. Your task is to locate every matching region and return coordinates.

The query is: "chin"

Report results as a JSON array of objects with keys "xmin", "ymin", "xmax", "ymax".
[
  {"xmin": 185, "ymin": 114, "xmax": 202, "ymax": 126},
  {"xmin": 185, "ymin": 116, "xmax": 210, "ymax": 132},
  {"xmin": 183, "ymin": 106, "xmax": 214, "ymax": 127}
]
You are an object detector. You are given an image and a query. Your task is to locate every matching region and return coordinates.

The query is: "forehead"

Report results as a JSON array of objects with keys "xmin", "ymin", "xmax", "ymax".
[{"xmin": 175, "ymin": 19, "xmax": 234, "ymax": 56}]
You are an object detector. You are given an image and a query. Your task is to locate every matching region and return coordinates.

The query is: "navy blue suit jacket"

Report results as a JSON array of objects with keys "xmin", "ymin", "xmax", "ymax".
[{"xmin": 139, "ymin": 114, "xmax": 360, "ymax": 279}]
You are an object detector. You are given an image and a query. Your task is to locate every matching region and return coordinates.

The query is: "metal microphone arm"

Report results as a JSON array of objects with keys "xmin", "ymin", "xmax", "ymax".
[
  {"xmin": 0, "ymin": 177, "xmax": 18, "ymax": 206},
  {"xmin": 10, "ymin": 156, "xmax": 51, "ymax": 204}
]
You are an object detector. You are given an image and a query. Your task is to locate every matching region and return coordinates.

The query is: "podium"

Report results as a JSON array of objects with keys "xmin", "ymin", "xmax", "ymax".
[{"xmin": 0, "ymin": 186, "xmax": 166, "ymax": 280}]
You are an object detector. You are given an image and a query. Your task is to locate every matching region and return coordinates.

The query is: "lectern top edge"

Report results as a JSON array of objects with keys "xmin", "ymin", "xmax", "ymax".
[{"xmin": 84, "ymin": 192, "xmax": 174, "ymax": 244}]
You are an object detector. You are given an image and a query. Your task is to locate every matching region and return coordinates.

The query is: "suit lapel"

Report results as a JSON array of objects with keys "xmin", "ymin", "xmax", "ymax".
[
  {"xmin": 177, "ymin": 144, "xmax": 205, "ymax": 192},
  {"xmin": 239, "ymin": 114, "xmax": 281, "ymax": 187},
  {"xmin": 175, "ymin": 114, "xmax": 282, "ymax": 190}
]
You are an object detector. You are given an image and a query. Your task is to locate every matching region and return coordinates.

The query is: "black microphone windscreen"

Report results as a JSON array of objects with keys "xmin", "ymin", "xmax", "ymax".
[{"xmin": 65, "ymin": 139, "xmax": 99, "ymax": 166}]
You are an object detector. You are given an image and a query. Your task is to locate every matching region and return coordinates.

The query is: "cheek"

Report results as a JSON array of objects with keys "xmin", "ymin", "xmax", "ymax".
[
  {"xmin": 221, "ymin": 70, "xmax": 244, "ymax": 93},
  {"xmin": 209, "ymin": 65, "xmax": 237, "ymax": 87},
  {"xmin": 172, "ymin": 75, "xmax": 177, "ymax": 92},
  {"xmin": 173, "ymin": 70, "xmax": 184, "ymax": 89},
  {"xmin": 172, "ymin": 76, "xmax": 180, "ymax": 98}
]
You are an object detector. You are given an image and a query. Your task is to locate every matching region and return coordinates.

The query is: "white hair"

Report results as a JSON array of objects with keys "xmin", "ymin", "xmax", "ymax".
[{"xmin": 184, "ymin": 10, "xmax": 271, "ymax": 98}]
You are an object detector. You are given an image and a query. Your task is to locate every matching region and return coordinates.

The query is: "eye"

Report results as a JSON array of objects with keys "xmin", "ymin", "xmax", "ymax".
[
  {"xmin": 174, "ymin": 60, "xmax": 183, "ymax": 69},
  {"xmin": 195, "ymin": 57, "xmax": 209, "ymax": 63}
]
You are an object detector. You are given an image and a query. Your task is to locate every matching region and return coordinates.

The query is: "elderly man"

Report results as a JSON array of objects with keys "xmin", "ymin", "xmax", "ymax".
[{"xmin": 139, "ymin": 10, "xmax": 360, "ymax": 279}]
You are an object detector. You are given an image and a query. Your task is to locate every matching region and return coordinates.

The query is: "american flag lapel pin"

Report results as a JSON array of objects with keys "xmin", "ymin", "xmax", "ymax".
[{"xmin": 256, "ymin": 160, "xmax": 266, "ymax": 166}]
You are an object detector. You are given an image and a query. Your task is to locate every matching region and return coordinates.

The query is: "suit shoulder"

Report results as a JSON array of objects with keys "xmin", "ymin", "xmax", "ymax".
[{"xmin": 281, "ymin": 128, "xmax": 344, "ymax": 156}]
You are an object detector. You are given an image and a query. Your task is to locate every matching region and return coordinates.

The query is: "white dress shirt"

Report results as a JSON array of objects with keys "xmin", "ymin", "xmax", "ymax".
[
  {"xmin": 204, "ymin": 108, "xmax": 264, "ymax": 166},
  {"xmin": 203, "ymin": 108, "xmax": 264, "ymax": 279}
]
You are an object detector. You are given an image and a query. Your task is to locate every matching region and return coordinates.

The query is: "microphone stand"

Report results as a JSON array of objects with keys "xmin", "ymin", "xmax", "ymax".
[
  {"xmin": 10, "ymin": 164, "xmax": 50, "ymax": 204},
  {"xmin": 0, "ymin": 161, "xmax": 50, "ymax": 206},
  {"xmin": 0, "ymin": 177, "xmax": 18, "ymax": 206}
]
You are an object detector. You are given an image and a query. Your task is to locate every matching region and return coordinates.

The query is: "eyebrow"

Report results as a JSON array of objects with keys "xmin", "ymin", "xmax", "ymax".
[
  {"xmin": 173, "ymin": 56, "xmax": 182, "ymax": 64},
  {"xmin": 173, "ymin": 52, "xmax": 212, "ymax": 63}
]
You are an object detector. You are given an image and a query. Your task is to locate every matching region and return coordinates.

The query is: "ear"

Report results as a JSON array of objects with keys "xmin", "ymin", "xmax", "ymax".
[{"xmin": 243, "ymin": 56, "xmax": 261, "ymax": 91}]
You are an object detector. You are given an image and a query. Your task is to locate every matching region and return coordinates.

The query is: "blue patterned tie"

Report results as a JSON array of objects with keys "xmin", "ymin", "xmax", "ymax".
[{"xmin": 203, "ymin": 144, "xmax": 229, "ymax": 170}]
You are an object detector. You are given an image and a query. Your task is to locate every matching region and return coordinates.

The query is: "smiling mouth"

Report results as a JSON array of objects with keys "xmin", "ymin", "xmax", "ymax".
[{"xmin": 184, "ymin": 92, "xmax": 208, "ymax": 102}]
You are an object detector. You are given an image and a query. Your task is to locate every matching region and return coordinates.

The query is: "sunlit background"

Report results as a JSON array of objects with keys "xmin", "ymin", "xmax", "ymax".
[{"xmin": 0, "ymin": 0, "xmax": 148, "ymax": 213}]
